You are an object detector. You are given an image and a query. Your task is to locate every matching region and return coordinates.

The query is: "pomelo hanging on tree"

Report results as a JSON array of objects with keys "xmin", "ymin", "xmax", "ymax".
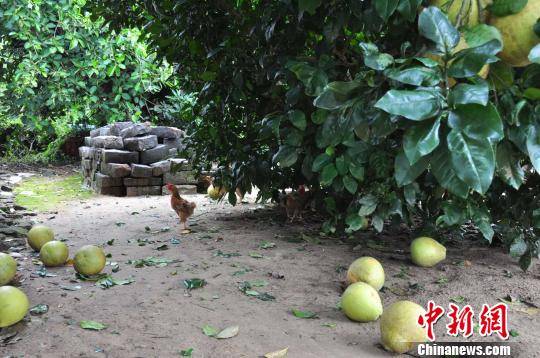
[
  {"xmin": 489, "ymin": 0, "xmax": 540, "ymax": 67},
  {"xmin": 430, "ymin": 0, "xmax": 481, "ymax": 27}
]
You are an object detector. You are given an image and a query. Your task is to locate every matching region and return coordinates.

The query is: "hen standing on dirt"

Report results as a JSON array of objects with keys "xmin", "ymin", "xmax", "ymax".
[{"xmin": 166, "ymin": 183, "xmax": 196, "ymax": 230}]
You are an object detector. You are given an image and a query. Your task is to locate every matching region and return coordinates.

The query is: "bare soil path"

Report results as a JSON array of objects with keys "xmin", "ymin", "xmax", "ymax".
[{"xmin": 1, "ymin": 176, "xmax": 539, "ymax": 357}]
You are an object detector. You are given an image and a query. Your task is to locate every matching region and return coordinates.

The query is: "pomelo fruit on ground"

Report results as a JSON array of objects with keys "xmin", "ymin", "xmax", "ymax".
[
  {"xmin": 0, "ymin": 253, "xmax": 17, "ymax": 286},
  {"xmin": 410, "ymin": 237, "xmax": 446, "ymax": 267},
  {"xmin": 346, "ymin": 256, "xmax": 385, "ymax": 291},
  {"xmin": 27, "ymin": 225, "xmax": 54, "ymax": 251},
  {"xmin": 489, "ymin": 0, "xmax": 540, "ymax": 67},
  {"xmin": 0, "ymin": 286, "xmax": 29, "ymax": 328},
  {"xmin": 430, "ymin": 0, "xmax": 479, "ymax": 27},
  {"xmin": 73, "ymin": 245, "xmax": 106, "ymax": 275},
  {"xmin": 341, "ymin": 282, "xmax": 383, "ymax": 322},
  {"xmin": 40, "ymin": 241, "xmax": 69, "ymax": 267},
  {"xmin": 380, "ymin": 300, "xmax": 428, "ymax": 353}
]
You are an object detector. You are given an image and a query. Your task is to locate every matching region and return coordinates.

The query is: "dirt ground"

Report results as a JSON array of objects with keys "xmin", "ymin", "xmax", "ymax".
[{"xmin": 1, "ymin": 174, "xmax": 539, "ymax": 358}]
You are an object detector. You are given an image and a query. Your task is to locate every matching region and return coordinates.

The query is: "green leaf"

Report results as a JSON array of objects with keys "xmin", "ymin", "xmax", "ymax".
[
  {"xmin": 298, "ymin": 0, "xmax": 322, "ymax": 15},
  {"xmin": 180, "ymin": 348, "xmax": 194, "ymax": 357},
  {"xmin": 312, "ymin": 109, "xmax": 329, "ymax": 124},
  {"xmin": 418, "ymin": 6, "xmax": 460, "ymax": 55},
  {"xmin": 374, "ymin": 0, "xmax": 400, "ymax": 21},
  {"xmin": 450, "ymin": 82, "xmax": 489, "ymax": 106},
  {"xmin": 358, "ymin": 195, "xmax": 378, "ymax": 216},
  {"xmin": 335, "ymin": 155, "xmax": 349, "ymax": 175},
  {"xmin": 288, "ymin": 110, "xmax": 307, "ymax": 131},
  {"xmin": 530, "ymin": 44, "xmax": 540, "ymax": 64},
  {"xmin": 202, "ymin": 324, "xmax": 219, "ymax": 337},
  {"xmin": 488, "ymin": 61, "xmax": 514, "ymax": 89},
  {"xmin": 312, "ymin": 153, "xmax": 332, "ymax": 172},
  {"xmin": 80, "ymin": 320, "xmax": 107, "ymax": 331},
  {"xmin": 183, "ymin": 278, "xmax": 207, "ymax": 290},
  {"xmin": 448, "ymin": 103, "xmax": 504, "ymax": 142},
  {"xmin": 314, "ymin": 82, "xmax": 360, "ymax": 110},
  {"xmin": 464, "ymin": 24, "xmax": 503, "ymax": 48},
  {"xmin": 346, "ymin": 214, "xmax": 368, "ymax": 231},
  {"xmin": 291, "ymin": 309, "xmax": 318, "ymax": 319},
  {"xmin": 320, "ymin": 164, "xmax": 338, "ymax": 186},
  {"xmin": 359, "ymin": 43, "xmax": 394, "ymax": 71},
  {"xmin": 489, "ymin": 0, "xmax": 528, "ymax": 17},
  {"xmin": 447, "ymin": 129, "xmax": 495, "ymax": 194},
  {"xmin": 375, "ymin": 90, "xmax": 441, "ymax": 121},
  {"xmin": 403, "ymin": 118, "xmax": 441, "ymax": 164},
  {"xmin": 394, "ymin": 151, "xmax": 429, "ymax": 187},
  {"xmin": 385, "ymin": 66, "xmax": 441, "ymax": 86},
  {"xmin": 519, "ymin": 252, "xmax": 532, "ymax": 271},
  {"xmin": 448, "ymin": 40, "xmax": 502, "ymax": 78},
  {"xmin": 29, "ymin": 304, "xmax": 49, "ymax": 315},
  {"xmin": 533, "ymin": 209, "xmax": 540, "ymax": 229},
  {"xmin": 431, "ymin": 146, "xmax": 470, "ymax": 198},
  {"xmin": 343, "ymin": 175, "xmax": 358, "ymax": 194},
  {"xmin": 273, "ymin": 145, "xmax": 298, "ymax": 168},
  {"xmin": 527, "ymin": 124, "xmax": 540, "ymax": 173},
  {"xmin": 523, "ymin": 88, "xmax": 540, "ymax": 100},
  {"xmin": 470, "ymin": 205, "xmax": 494, "ymax": 243},
  {"xmin": 397, "ymin": 0, "xmax": 423, "ymax": 22},
  {"xmin": 349, "ymin": 163, "xmax": 365, "ymax": 181},
  {"xmin": 372, "ymin": 215, "xmax": 384, "ymax": 232},
  {"xmin": 496, "ymin": 141, "xmax": 525, "ymax": 190}
]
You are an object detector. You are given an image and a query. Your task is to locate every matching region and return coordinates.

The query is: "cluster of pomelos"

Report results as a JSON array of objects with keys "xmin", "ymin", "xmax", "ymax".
[
  {"xmin": 340, "ymin": 236, "xmax": 446, "ymax": 354},
  {"xmin": 0, "ymin": 225, "xmax": 106, "ymax": 328}
]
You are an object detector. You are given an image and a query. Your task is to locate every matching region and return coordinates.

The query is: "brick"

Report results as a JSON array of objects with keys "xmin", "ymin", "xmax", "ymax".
[
  {"xmin": 126, "ymin": 186, "xmax": 162, "ymax": 197},
  {"xmin": 120, "ymin": 123, "xmax": 151, "ymax": 138},
  {"xmin": 101, "ymin": 163, "xmax": 131, "ymax": 178},
  {"xmin": 169, "ymin": 158, "xmax": 192, "ymax": 171},
  {"xmin": 95, "ymin": 186, "xmax": 126, "ymax": 197},
  {"xmin": 94, "ymin": 173, "xmax": 123, "ymax": 188},
  {"xmin": 162, "ymin": 184, "xmax": 197, "ymax": 195},
  {"xmin": 123, "ymin": 177, "xmax": 162, "ymax": 187},
  {"xmin": 150, "ymin": 160, "xmax": 171, "ymax": 176},
  {"xmin": 140, "ymin": 144, "xmax": 168, "ymax": 165},
  {"xmin": 109, "ymin": 122, "xmax": 134, "ymax": 136},
  {"xmin": 81, "ymin": 159, "xmax": 92, "ymax": 170},
  {"xmin": 150, "ymin": 126, "xmax": 184, "ymax": 139},
  {"xmin": 163, "ymin": 137, "xmax": 182, "ymax": 150},
  {"xmin": 124, "ymin": 135, "xmax": 158, "ymax": 151},
  {"xmin": 78, "ymin": 146, "xmax": 95, "ymax": 159},
  {"xmin": 90, "ymin": 125, "xmax": 111, "ymax": 137},
  {"xmin": 101, "ymin": 149, "xmax": 139, "ymax": 164},
  {"xmin": 84, "ymin": 136, "xmax": 92, "ymax": 146},
  {"xmin": 131, "ymin": 164, "xmax": 153, "ymax": 178},
  {"xmin": 90, "ymin": 136, "xmax": 124, "ymax": 149},
  {"xmin": 164, "ymin": 171, "xmax": 197, "ymax": 185}
]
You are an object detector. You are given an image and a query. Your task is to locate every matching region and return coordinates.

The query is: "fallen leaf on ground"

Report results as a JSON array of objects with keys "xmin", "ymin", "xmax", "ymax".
[
  {"xmin": 127, "ymin": 257, "xmax": 175, "ymax": 267},
  {"xmin": 180, "ymin": 348, "xmax": 194, "ymax": 357},
  {"xmin": 291, "ymin": 309, "xmax": 318, "ymax": 319},
  {"xmin": 183, "ymin": 278, "xmax": 207, "ymax": 290},
  {"xmin": 216, "ymin": 325, "xmax": 239, "ymax": 339},
  {"xmin": 249, "ymin": 252, "xmax": 263, "ymax": 259},
  {"xmin": 96, "ymin": 275, "xmax": 135, "ymax": 289},
  {"xmin": 321, "ymin": 322, "xmax": 336, "ymax": 328},
  {"xmin": 29, "ymin": 304, "xmax": 49, "ymax": 315},
  {"xmin": 450, "ymin": 296, "xmax": 466, "ymax": 304},
  {"xmin": 264, "ymin": 347, "xmax": 288, "ymax": 358},
  {"xmin": 202, "ymin": 324, "xmax": 219, "ymax": 337},
  {"xmin": 259, "ymin": 241, "xmax": 276, "ymax": 249},
  {"xmin": 80, "ymin": 320, "xmax": 107, "ymax": 331}
]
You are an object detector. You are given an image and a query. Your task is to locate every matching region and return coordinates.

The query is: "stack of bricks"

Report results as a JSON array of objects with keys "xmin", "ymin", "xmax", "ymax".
[{"xmin": 78, "ymin": 122, "xmax": 198, "ymax": 197}]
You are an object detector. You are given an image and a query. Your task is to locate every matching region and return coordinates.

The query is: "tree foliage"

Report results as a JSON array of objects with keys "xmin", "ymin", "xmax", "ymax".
[
  {"xmin": 68, "ymin": 1, "xmax": 540, "ymax": 268},
  {"xmin": 0, "ymin": 0, "xmax": 174, "ymax": 157}
]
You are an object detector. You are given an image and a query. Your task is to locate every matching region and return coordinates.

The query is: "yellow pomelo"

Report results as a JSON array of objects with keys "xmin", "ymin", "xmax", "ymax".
[
  {"xmin": 0, "ymin": 253, "xmax": 17, "ymax": 286},
  {"xmin": 489, "ymin": 0, "xmax": 540, "ymax": 67},
  {"xmin": 27, "ymin": 225, "xmax": 54, "ymax": 252},
  {"xmin": 73, "ymin": 245, "xmax": 106, "ymax": 276},
  {"xmin": 410, "ymin": 237, "xmax": 446, "ymax": 267},
  {"xmin": 207, "ymin": 185, "xmax": 222, "ymax": 200},
  {"xmin": 0, "ymin": 286, "xmax": 29, "ymax": 328},
  {"xmin": 341, "ymin": 282, "xmax": 383, "ymax": 322},
  {"xmin": 346, "ymin": 257, "xmax": 385, "ymax": 291},
  {"xmin": 430, "ymin": 0, "xmax": 480, "ymax": 27},
  {"xmin": 40, "ymin": 241, "xmax": 69, "ymax": 267},
  {"xmin": 380, "ymin": 300, "xmax": 428, "ymax": 354}
]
